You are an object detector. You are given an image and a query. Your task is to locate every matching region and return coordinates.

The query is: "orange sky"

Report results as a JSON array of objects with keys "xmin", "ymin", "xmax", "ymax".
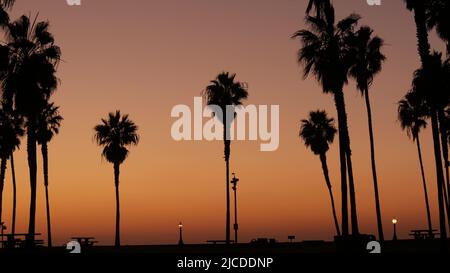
[{"xmin": 0, "ymin": 0, "xmax": 448, "ymax": 245}]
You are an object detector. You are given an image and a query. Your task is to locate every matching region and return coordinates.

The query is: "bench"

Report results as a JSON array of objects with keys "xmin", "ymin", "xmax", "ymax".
[{"xmin": 409, "ymin": 229, "xmax": 439, "ymax": 240}]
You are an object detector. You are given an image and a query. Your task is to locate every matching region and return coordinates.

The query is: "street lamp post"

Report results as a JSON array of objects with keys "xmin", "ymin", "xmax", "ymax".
[
  {"xmin": 178, "ymin": 222, "xmax": 184, "ymax": 245},
  {"xmin": 231, "ymin": 173, "xmax": 239, "ymax": 244},
  {"xmin": 392, "ymin": 219, "xmax": 398, "ymax": 241}
]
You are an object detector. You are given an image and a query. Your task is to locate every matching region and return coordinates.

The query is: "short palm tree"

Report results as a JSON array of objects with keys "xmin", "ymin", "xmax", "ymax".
[
  {"xmin": 349, "ymin": 26, "xmax": 386, "ymax": 242},
  {"xmin": 1, "ymin": 15, "xmax": 61, "ymax": 246},
  {"xmin": 0, "ymin": 106, "xmax": 23, "ymax": 229},
  {"xmin": 94, "ymin": 111, "xmax": 139, "ymax": 248},
  {"xmin": 36, "ymin": 102, "xmax": 63, "ymax": 248},
  {"xmin": 300, "ymin": 110, "xmax": 340, "ymax": 236},
  {"xmin": 398, "ymin": 90, "xmax": 432, "ymax": 236},
  {"xmin": 203, "ymin": 72, "xmax": 248, "ymax": 244},
  {"xmin": 293, "ymin": 4, "xmax": 361, "ymax": 237}
]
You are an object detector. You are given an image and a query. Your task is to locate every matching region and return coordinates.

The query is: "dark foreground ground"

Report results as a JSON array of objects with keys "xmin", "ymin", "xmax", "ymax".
[
  {"xmin": 0, "ymin": 239, "xmax": 448, "ymax": 254},
  {"xmin": 1, "ymin": 240, "xmax": 448, "ymax": 272}
]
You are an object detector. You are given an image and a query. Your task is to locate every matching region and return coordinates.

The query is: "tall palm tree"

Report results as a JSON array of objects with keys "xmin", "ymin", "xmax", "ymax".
[
  {"xmin": 36, "ymin": 102, "xmax": 62, "ymax": 248},
  {"xmin": 349, "ymin": 26, "xmax": 386, "ymax": 242},
  {"xmin": 300, "ymin": 110, "xmax": 341, "ymax": 236},
  {"xmin": 404, "ymin": 0, "xmax": 448, "ymax": 251},
  {"xmin": 0, "ymin": 106, "xmax": 23, "ymax": 229},
  {"xmin": 398, "ymin": 90, "xmax": 433, "ymax": 236},
  {"xmin": 292, "ymin": 4, "xmax": 360, "ymax": 237},
  {"xmin": 203, "ymin": 72, "xmax": 248, "ymax": 244},
  {"xmin": 94, "ymin": 111, "xmax": 139, "ymax": 248},
  {"xmin": 1, "ymin": 15, "xmax": 61, "ymax": 247}
]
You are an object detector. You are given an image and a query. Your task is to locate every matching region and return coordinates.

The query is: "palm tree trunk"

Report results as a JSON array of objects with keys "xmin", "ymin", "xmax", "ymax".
[
  {"xmin": 333, "ymin": 91, "xmax": 349, "ymax": 237},
  {"xmin": 223, "ymin": 114, "xmax": 231, "ymax": 244},
  {"xmin": 0, "ymin": 156, "xmax": 7, "ymax": 226},
  {"xmin": 438, "ymin": 109, "xmax": 450, "ymax": 231},
  {"xmin": 114, "ymin": 162, "xmax": 121, "ymax": 248},
  {"xmin": 364, "ymin": 87, "xmax": 384, "ymax": 242},
  {"xmin": 319, "ymin": 153, "xmax": 341, "ymax": 237},
  {"xmin": 10, "ymin": 152, "xmax": 16, "ymax": 236},
  {"xmin": 334, "ymin": 89, "xmax": 354, "ymax": 236},
  {"xmin": 412, "ymin": 3, "xmax": 431, "ymax": 69},
  {"xmin": 416, "ymin": 134, "xmax": 433, "ymax": 235},
  {"xmin": 42, "ymin": 142, "xmax": 52, "ymax": 248},
  {"xmin": 430, "ymin": 110, "xmax": 448, "ymax": 252},
  {"xmin": 26, "ymin": 123, "xmax": 38, "ymax": 248}
]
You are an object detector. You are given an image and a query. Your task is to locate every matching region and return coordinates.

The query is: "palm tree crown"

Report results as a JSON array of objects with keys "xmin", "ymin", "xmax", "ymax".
[
  {"xmin": 349, "ymin": 26, "xmax": 385, "ymax": 93},
  {"xmin": 36, "ymin": 102, "xmax": 63, "ymax": 145},
  {"xmin": 398, "ymin": 91, "xmax": 429, "ymax": 141},
  {"xmin": 2, "ymin": 15, "xmax": 61, "ymax": 115},
  {"xmin": 292, "ymin": 6, "xmax": 360, "ymax": 93},
  {"xmin": 0, "ymin": 106, "xmax": 23, "ymax": 157},
  {"xmin": 94, "ymin": 111, "xmax": 139, "ymax": 165},
  {"xmin": 300, "ymin": 110, "xmax": 337, "ymax": 155},
  {"xmin": 203, "ymin": 72, "xmax": 248, "ymax": 114}
]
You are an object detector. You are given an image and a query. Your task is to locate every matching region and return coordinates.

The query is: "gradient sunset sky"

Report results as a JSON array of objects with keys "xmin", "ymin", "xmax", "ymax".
[{"xmin": 1, "ymin": 0, "xmax": 447, "ymax": 245}]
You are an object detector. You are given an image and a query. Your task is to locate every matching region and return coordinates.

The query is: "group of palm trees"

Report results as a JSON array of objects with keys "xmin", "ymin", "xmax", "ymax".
[
  {"xmin": 398, "ymin": 0, "xmax": 450, "ymax": 251},
  {"xmin": 295, "ymin": 0, "xmax": 385, "ymax": 242},
  {"xmin": 296, "ymin": 0, "xmax": 450, "ymax": 251},
  {"xmin": 0, "ymin": 0, "xmax": 448, "ymax": 252},
  {"xmin": 0, "ymin": 1, "xmax": 63, "ymax": 248}
]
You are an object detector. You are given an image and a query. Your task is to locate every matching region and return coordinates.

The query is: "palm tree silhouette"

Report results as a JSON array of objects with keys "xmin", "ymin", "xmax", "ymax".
[
  {"xmin": 0, "ymin": 106, "xmax": 23, "ymax": 230},
  {"xmin": 398, "ymin": 91, "xmax": 433, "ymax": 236},
  {"xmin": 203, "ymin": 72, "xmax": 248, "ymax": 244},
  {"xmin": 404, "ymin": 0, "xmax": 448, "ymax": 251},
  {"xmin": 300, "ymin": 110, "xmax": 341, "ymax": 236},
  {"xmin": 1, "ymin": 15, "xmax": 61, "ymax": 247},
  {"xmin": 349, "ymin": 26, "xmax": 386, "ymax": 242},
  {"xmin": 94, "ymin": 111, "xmax": 139, "ymax": 248},
  {"xmin": 293, "ymin": 4, "xmax": 360, "ymax": 237},
  {"xmin": 36, "ymin": 102, "xmax": 63, "ymax": 248}
]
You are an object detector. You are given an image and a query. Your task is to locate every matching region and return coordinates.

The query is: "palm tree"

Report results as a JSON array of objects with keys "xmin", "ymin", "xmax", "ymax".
[
  {"xmin": 203, "ymin": 72, "xmax": 248, "ymax": 244},
  {"xmin": 36, "ymin": 102, "xmax": 62, "ymax": 248},
  {"xmin": 398, "ymin": 90, "xmax": 433, "ymax": 236},
  {"xmin": 94, "ymin": 111, "xmax": 139, "ymax": 248},
  {"xmin": 349, "ymin": 26, "xmax": 386, "ymax": 242},
  {"xmin": 292, "ymin": 4, "xmax": 360, "ymax": 237},
  {"xmin": 0, "ymin": 106, "xmax": 23, "ymax": 229},
  {"xmin": 1, "ymin": 15, "xmax": 61, "ymax": 247},
  {"xmin": 300, "ymin": 110, "xmax": 341, "ymax": 236},
  {"xmin": 404, "ymin": 0, "xmax": 448, "ymax": 251}
]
